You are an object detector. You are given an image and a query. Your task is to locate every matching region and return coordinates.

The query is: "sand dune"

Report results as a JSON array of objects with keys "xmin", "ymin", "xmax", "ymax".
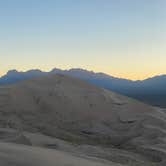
[
  {"xmin": 0, "ymin": 142, "xmax": 120, "ymax": 166},
  {"xmin": 0, "ymin": 74, "xmax": 166, "ymax": 165}
]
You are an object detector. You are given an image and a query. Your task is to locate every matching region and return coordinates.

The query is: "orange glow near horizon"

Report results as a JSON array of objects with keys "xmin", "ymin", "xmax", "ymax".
[
  {"xmin": 0, "ymin": 66, "xmax": 165, "ymax": 81},
  {"xmin": 0, "ymin": 1, "xmax": 165, "ymax": 81}
]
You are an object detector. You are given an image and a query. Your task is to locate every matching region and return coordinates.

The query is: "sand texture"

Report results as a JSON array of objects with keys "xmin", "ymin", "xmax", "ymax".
[{"xmin": 0, "ymin": 74, "xmax": 165, "ymax": 165}]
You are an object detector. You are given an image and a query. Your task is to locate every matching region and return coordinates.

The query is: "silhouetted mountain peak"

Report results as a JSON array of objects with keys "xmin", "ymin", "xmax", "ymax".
[{"xmin": 7, "ymin": 70, "xmax": 19, "ymax": 75}]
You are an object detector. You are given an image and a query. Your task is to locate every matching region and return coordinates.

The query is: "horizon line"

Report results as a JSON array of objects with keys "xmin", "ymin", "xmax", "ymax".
[{"xmin": 0, "ymin": 67, "xmax": 166, "ymax": 82}]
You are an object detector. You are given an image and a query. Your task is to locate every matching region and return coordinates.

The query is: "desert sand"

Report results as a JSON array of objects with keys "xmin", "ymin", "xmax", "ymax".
[
  {"xmin": 0, "ymin": 74, "xmax": 166, "ymax": 165},
  {"xmin": 0, "ymin": 141, "xmax": 119, "ymax": 166}
]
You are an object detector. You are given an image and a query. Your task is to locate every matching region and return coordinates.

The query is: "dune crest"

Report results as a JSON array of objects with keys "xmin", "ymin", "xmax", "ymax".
[{"xmin": 0, "ymin": 74, "xmax": 166, "ymax": 165}]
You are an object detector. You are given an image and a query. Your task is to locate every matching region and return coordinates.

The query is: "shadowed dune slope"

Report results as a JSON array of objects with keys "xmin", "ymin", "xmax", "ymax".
[
  {"xmin": 0, "ymin": 142, "xmax": 119, "ymax": 166},
  {"xmin": 0, "ymin": 74, "xmax": 166, "ymax": 165}
]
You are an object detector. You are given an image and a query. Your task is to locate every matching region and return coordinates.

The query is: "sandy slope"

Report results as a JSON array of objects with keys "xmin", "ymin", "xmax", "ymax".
[
  {"xmin": 0, "ymin": 142, "xmax": 120, "ymax": 166},
  {"xmin": 0, "ymin": 74, "xmax": 166, "ymax": 165}
]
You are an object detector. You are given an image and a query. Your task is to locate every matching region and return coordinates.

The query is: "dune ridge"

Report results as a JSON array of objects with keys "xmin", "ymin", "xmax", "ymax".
[{"xmin": 0, "ymin": 74, "xmax": 166, "ymax": 165}]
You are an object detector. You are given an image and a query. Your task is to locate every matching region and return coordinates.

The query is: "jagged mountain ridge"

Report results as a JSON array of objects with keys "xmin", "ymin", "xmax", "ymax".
[{"xmin": 0, "ymin": 68, "xmax": 166, "ymax": 107}]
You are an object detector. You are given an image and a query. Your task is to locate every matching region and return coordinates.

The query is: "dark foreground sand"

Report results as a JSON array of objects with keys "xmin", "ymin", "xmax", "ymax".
[{"xmin": 0, "ymin": 141, "xmax": 121, "ymax": 166}]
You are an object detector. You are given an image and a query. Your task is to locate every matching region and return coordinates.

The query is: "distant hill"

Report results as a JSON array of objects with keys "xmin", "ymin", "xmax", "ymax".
[{"xmin": 0, "ymin": 68, "xmax": 166, "ymax": 107}]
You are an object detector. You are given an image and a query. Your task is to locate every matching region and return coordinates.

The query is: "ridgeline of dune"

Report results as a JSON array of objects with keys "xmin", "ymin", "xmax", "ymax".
[{"xmin": 0, "ymin": 74, "xmax": 166, "ymax": 165}]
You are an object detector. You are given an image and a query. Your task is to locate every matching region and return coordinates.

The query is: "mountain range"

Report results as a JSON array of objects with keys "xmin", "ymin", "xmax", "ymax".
[{"xmin": 0, "ymin": 68, "xmax": 166, "ymax": 107}]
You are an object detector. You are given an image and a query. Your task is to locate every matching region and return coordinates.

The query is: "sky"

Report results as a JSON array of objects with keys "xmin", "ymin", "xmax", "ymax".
[{"xmin": 0, "ymin": 0, "xmax": 165, "ymax": 80}]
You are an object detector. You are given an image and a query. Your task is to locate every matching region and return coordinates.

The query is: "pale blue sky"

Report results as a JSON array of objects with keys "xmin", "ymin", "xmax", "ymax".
[{"xmin": 0, "ymin": 0, "xmax": 166, "ymax": 79}]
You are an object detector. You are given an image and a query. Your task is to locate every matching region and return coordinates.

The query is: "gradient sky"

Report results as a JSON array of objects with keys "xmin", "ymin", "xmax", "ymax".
[{"xmin": 0, "ymin": 0, "xmax": 165, "ymax": 80}]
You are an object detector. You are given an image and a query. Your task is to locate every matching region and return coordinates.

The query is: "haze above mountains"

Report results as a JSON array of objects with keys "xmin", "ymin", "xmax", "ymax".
[{"xmin": 0, "ymin": 68, "xmax": 166, "ymax": 108}]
